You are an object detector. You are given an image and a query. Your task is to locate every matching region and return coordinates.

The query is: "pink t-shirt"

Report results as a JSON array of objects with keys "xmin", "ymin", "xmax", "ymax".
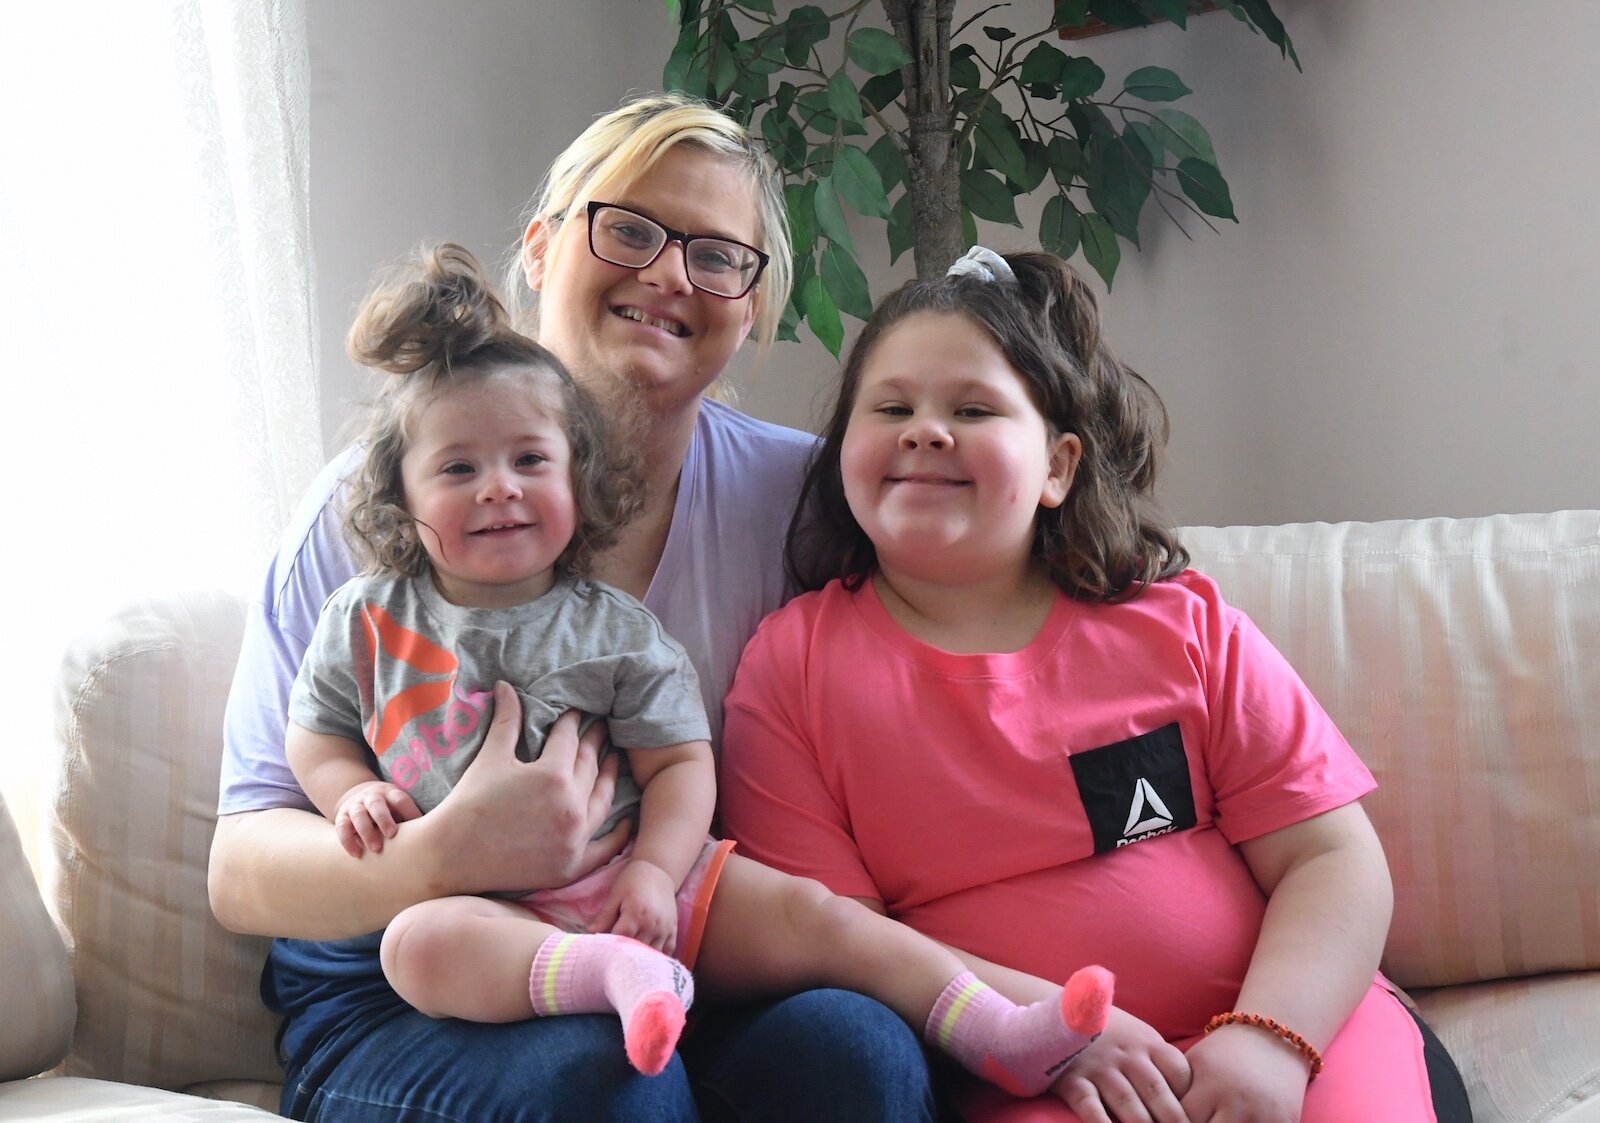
[{"xmin": 721, "ymin": 570, "xmax": 1375, "ymax": 1040}]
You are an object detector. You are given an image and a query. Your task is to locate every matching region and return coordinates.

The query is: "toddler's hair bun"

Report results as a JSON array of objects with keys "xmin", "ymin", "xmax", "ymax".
[{"xmin": 346, "ymin": 242, "xmax": 511, "ymax": 375}]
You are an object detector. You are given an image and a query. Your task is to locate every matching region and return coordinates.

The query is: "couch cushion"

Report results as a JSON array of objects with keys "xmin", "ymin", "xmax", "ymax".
[
  {"xmin": 1413, "ymin": 972, "xmax": 1600, "ymax": 1123},
  {"xmin": 0, "ymin": 792, "xmax": 74, "ymax": 1081},
  {"xmin": 0, "ymin": 1075, "xmax": 281, "ymax": 1120},
  {"xmin": 45, "ymin": 590, "xmax": 282, "ymax": 1092},
  {"xmin": 1182, "ymin": 511, "xmax": 1600, "ymax": 989}
]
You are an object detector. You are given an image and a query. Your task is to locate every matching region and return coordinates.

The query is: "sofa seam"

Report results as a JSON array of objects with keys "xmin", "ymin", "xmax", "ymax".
[{"xmin": 1533, "ymin": 1062, "xmax": 1600, "ymax": 1123}]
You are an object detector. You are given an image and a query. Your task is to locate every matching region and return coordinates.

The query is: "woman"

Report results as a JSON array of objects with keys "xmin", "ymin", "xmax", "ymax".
[{"xmin": 209, "ymin": 93, "xmax": 936, "ymax": 1121}]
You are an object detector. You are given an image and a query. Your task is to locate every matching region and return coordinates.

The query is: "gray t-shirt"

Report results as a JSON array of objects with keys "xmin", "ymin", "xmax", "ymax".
[{"xmin": 288, "ymin": 570, "xmax": 709, "ymax": 840}]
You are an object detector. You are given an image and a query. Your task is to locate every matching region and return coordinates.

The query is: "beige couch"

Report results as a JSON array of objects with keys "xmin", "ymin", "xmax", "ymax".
[{"xmin": 3, "ymin": 512, "xmax": 1597, "ymax": 1120}]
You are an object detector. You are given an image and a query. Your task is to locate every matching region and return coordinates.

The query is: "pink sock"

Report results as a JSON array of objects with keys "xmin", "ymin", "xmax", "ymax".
[
  {"xmin": 925, "ymin": 967, "xmax": 1114, "ymax": 1097},
  {"xmin": 528, "ymin": 932, "xmax": 694, "ymax": 1076}
]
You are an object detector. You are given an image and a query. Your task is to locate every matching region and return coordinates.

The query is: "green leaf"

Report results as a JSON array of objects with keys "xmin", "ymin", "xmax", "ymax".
[
  {"xmin": 1151, "ymin": 109, "xmax": 1217, "ymax": 165},
  {"xmin": 664, "ymin": 0, "xmax": 680, "ymax": 25},
  {"xmin": 709, "ymin": 45, "xmax": 739, "ymax": 99},
  {"xmin": 1232, "ymin": 0, "xmax": 1299, "ymax": 68},
  {"xmin": 1122, "ymin": 65, "xmax": 1191, "ymax": 102},
  {"xmin": 761, "ymin": 110, "xmax": 808, "ymax": 174},
  {"xmin": 1124, "ymin": 121, "xmax": 1164, "ymax": 164},
  {"xmin": 813, "ymin": 176, "xmax": 856, "ymax": 253},
  {"xmin": 822, "ymin": 241, "xmax": 873, "ymax": 322},
  {"xmin": 1058, "ymin": 56, "xmax": 1106, "ymax": 100},
  {"xmin": 774, "ymin": 81, "xmax": 797, "ymax": 117},
  {"xmin": 1027, "ymin": 81, "xmax": 1061, "ymax": 101},
  {"xmin": 785, "ymin": 181, "xmax": 818, "ymax": 257},
  {"xmin": 783, "ymin": 6, "xmax": 830, "ymax": 67},
  {"xmin": 1053, "ymin": 0, "xmax": 1090, "ymax": 28},
  {"xmin": 833, "ymin": 145, "xmax": 891, "ymax": 219},
  {"xmin": 744, "ymin": 31, "xmax": 791, "ymax": 75},
  {"xmin": 1020, "ymin": 42, "xmax": 1069, "ymax": 85},
  {"xmin": 960, "ymin": 167, "xmax": 1020, "ymax": 225},
  {"xmin": 982, "ymin": 25, "xmax": 1015, "ymax": 42},
  {"xmin": 1047, "ymin": 135, "xmax": 1087, "ymax": 185},
  {"xmin": 795, "ymin": 89, "xmax": 837, "ymax": 134},
  {"xmin": 972, "ymin": 103, "xmax": 1028, "ymax": 183},
  {"xmin": 733, "ymin": 64, "xmax": 770, "ymax": 104},
  {"xmin": 867, "ymin": 134, "xmax": 908, "ymax": 193},
  {"xmin": 861, "ymin": 70, "xmax": 904, "ymax": 111},
  {"xmin": 950, "ymin": 44, "xmax": 981, "ymax": 89},
  {"xmin": 742, "ymin": 0, "xmax": 775, "ymax": 12},
  {"xmin": 1144, "ymin": 0, "xmax": 1192, "ymax": 26},
  {"xmin": 846, "ymin": 27, "xmax": 911, "ymax": 75},
  {"xmin": 662, "ymin": 24, "xmax": 699, "ymax": 93},
  {"xmin": 1040, "ymin": 194, "xmax": 1081, "ymax": 259},
  {"xmin": 887, "ymin": 191, "xmax": 914, "ymax": 265},
  {"xmin": 962, "ymin": 207, "xmax": 979, "ymax": 252},
  {"xmin": 1080, "ymin": 211, "xmax": 1121, "ymax": 288},
  {"xmin": 1009, "ymin": 138, "xmax": 1050, "ymax": 193},
  {"xmin": 1088, "ymin": 0, "xmax": 1152, "ymax": 29},
  {"xmin": 1085, "ymin": 135, "xmax": 1149, "ymax": 245},
  {"xmin": 826, "ymin": 70, "xmax": 866, "ymax": 130},
  {"xmin": 801, "ymin": 270, "xmax": 844, "ymax": 356},
  {"xmin": 1176, "ymin": 157, "xmax": 1237, "ymax": 220},
  {"xmin": 777, "ymin": 296, "xmax": 801, "ymax": 344}
]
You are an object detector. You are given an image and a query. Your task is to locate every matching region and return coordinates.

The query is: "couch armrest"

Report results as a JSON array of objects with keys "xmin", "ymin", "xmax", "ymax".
[
  {"xmin": 0, "ymin": 789, "xmax": 74, "ymax": 1080},
  {"xmin": 46, "ymin": 589, "xmax": 280, "ymax": 1090}
]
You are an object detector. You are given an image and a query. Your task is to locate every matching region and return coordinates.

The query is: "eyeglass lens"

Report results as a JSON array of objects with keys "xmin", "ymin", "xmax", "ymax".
[{"xmin": 589, "ymin": 205, "xmax": 763, "ymax": 298}]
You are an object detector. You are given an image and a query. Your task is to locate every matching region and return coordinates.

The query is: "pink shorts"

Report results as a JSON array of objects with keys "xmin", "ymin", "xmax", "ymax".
[
  {"xmin": 511, "ymin": 837, "xmax": 736, "ymax": 969},
  {"xmin": 953, "ymin": 981, "xmax": 1440, "ymax": 1123}
]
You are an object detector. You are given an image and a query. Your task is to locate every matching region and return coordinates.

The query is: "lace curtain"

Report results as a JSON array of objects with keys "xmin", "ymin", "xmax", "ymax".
[{"xmin": 0, "ymin": 0, "xmax": 321, "ymax": 868}]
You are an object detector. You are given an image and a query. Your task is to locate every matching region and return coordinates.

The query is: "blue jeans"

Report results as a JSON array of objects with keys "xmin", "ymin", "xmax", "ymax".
[{"xmin": 266, "ymin": 935, "xmax": 935, "ymax": 1122}]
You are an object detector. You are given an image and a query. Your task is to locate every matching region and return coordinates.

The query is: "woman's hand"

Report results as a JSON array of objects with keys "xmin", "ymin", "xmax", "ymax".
[
  {"xmin": 1177, "ymin": 1025, "xmax": 1308, "ymax": 1123},
  {"xmin": 1050, "ymin": 1006, "xmax": 1193, "ymax": 1123},
  {"xmin": 593, "ymin": 858, "xmax": 680, "ymax": 954},
  {"xmin": 333, "ymin": 780, "xmax": 420, "ymax": 857},
  {"xmin": 425, "ymin": 683, "xmax": 631, "ymax": 895}
]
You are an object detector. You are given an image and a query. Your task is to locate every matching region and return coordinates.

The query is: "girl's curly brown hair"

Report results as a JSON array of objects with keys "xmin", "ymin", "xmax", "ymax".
[
  {"xmin": 343, "ymin": 242, "xmax": 639, "ymax": 579},
  {"xmin": 787, "ymin": 250, "xmax": 1187, "ymax": 603}
]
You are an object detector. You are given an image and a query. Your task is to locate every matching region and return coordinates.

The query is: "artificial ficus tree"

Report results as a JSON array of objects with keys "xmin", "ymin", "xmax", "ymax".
[{"xmin": 662, "ymin": 0, "xmax": 1296, "ymax": 355}]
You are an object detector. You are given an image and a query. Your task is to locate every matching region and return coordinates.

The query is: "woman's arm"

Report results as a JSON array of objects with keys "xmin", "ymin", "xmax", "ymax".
[
  {"xmin": 209, "ymin": 687, "xmax": 628, "ymax": 938},
  {"xmin": 1179, "ymin": 802, "xmax": 1392, "ymax": 1121}
]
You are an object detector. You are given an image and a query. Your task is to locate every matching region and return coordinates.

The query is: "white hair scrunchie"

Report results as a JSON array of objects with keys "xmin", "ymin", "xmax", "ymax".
[{"xmin": 945, "ymin": 245, "xmax": 1016, "ymax": 284}]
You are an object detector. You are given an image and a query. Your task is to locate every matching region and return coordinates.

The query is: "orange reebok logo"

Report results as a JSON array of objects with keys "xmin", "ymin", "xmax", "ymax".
[{"xmin": 358, "ymin": 602, "xmax": 460, "ymax": 756}]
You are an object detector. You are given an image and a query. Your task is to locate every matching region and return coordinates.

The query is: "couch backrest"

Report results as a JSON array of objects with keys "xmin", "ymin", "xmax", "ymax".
[
  {"xmin": 46, "ymin": 589, "xmax": 280, "ymax": 1091},
  {"xmin": 1182, "ymin": 510, "xmax": 1600, "ymax": 989}
]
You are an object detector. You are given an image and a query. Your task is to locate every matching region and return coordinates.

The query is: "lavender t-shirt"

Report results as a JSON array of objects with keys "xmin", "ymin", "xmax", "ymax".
[{"xmin": 218, "ymin": 398, "xmax": 817, "ymax": 815}]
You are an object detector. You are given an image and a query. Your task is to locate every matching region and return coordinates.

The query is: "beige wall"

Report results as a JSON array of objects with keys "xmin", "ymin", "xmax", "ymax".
[{"xmin": 313, "ymin": 0, "xmax": 1600, "ymax": 527}]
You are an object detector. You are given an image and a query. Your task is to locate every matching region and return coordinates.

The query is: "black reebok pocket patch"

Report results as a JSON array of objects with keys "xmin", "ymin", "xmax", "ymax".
[{"xmin": 1069, "ymin": 723, "xmax": 1197, "ymax": 854}]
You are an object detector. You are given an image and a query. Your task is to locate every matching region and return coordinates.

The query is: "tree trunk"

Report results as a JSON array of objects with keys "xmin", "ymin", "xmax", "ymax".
[{"xmin": 882, "ymin": 0, "xmax": 963, "ymax": 279}]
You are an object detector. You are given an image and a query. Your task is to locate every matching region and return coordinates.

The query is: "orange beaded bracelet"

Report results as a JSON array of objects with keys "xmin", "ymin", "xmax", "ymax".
[{"xmin": 1203, "ymin": 1012, "xmax": 1324, "ymax": 1079}]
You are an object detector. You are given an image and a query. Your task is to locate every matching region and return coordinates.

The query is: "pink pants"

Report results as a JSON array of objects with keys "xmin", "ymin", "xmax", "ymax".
[
  {"xmin": 512, "ymin": 837, "xmax": 736, "ymax": 969},
  {"xmin": 956, "ymin": 982, "xmax": 1439, "ymax": 1122}
]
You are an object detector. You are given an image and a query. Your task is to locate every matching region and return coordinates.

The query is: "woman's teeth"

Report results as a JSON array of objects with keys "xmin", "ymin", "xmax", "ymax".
[{"xmin": 615, "ymin": 307, "xmax": 686, "ymax": 336}]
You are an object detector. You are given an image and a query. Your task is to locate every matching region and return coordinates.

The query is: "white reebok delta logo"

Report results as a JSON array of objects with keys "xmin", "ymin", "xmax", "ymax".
[{"xmin": 1122, "ymin": 777, "xmax": 1175, "ymax": 838}]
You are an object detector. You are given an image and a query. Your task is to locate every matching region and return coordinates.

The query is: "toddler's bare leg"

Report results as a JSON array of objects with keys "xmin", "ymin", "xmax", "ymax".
[
  {"xmin": 381, "ymin": 895, "xmax": 693, "ymax": 1075},
  {"xmin": 381, "ymin": 895, "xmax": 560, "ymax": 1021},
  {"xmin": 692, "ymin": 855, "xmax": 1111, "ymax": 1096}
]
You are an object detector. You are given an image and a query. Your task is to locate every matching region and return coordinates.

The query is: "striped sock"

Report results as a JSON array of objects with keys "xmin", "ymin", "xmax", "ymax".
[
  {"xmin": 528, "ymin": 932, "xmax": 694, "ymax": 1076},
  {"xmin": 925, "ymin": 967, "xmax": 1114, "ymax": 1097}
]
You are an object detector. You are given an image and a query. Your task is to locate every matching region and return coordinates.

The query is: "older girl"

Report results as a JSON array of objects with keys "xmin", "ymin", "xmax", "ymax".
[{"xmin": 722, "ymin": 248, "xmax": 1471, "ymax": 1123}]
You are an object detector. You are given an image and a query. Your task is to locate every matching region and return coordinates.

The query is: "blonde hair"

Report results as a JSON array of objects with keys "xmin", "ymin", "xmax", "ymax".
[
  {"xmin": 346, "ymin": 243, "xmax": 639, "ymax": 578},
  {"xmin": 504, "ymin": 92, "xmax": 792, "ymax": 351}
]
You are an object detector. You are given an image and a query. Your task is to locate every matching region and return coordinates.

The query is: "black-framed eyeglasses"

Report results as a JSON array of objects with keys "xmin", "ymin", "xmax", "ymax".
[{"xmin": 585, "ymin": 201, "xmax": 769, "ymax": 299}]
